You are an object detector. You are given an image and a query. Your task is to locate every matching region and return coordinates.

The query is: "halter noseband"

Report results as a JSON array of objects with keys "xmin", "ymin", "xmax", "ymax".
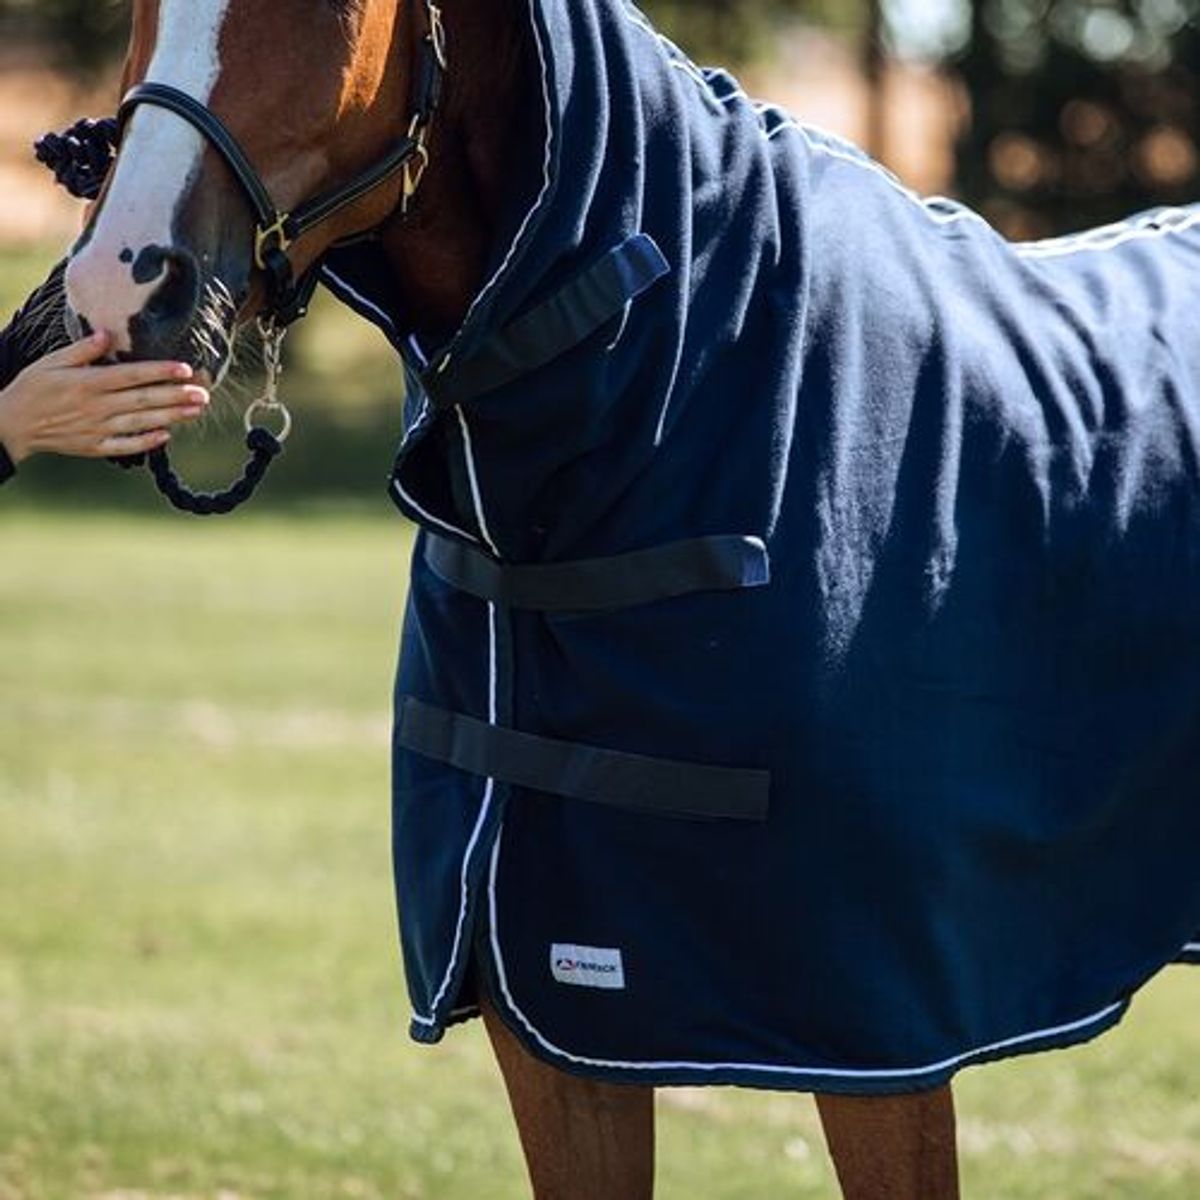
[{"xmin": 116, "ymin": 0, "xmax": 447, "ymax": 328}]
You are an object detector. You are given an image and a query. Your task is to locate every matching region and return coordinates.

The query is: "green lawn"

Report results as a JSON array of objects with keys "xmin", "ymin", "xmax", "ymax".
[{"xmin": 1, "ymin": 509, "xmax": 1198, "ymax": 1199}]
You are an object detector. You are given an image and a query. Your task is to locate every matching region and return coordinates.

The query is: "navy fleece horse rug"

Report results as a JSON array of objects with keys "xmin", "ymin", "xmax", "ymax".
[{"xmin": 322, "ymin": 0, "xmax": 1200, "ymax": 1093}]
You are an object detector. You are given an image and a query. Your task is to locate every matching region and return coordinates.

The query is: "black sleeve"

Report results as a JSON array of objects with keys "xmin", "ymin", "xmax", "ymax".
[
  {"xmin": 0, "ymin": 260, "xmax": 70, "ymax": 390},
  {"xmin": 0, "ymin": 260, "xmax": 70, "ymax": 486}
]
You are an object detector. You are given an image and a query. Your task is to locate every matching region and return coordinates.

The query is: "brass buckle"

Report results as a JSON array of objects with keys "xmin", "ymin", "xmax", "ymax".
[
  {"xmin": 254, "ymin": 213, "xmax": 292, "ymax": 270},
  {"xmin": 402, "ymin": 125, "xmax": 431, "ymax": 214}
]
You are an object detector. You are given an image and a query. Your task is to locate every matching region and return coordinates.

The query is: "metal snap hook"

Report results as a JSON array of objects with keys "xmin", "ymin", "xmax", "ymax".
[{"xmin": 245, "ymin": 317, "xmax": 293, "ymax": 441}]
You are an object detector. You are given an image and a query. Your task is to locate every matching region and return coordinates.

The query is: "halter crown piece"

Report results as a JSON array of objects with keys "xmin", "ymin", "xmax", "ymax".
[{"xmin": 34, "ymin": 1, "xmax": 448, "ymax": 516}]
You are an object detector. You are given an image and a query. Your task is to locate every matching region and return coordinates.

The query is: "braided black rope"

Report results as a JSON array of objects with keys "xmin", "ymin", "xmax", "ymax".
[
  {"xmin": 140, "ymin": 428, "xmax": 284, "ymax": 517},
  {"xmin": 34, "ymin": 117, "xmax": 119, "ymax": 201}
]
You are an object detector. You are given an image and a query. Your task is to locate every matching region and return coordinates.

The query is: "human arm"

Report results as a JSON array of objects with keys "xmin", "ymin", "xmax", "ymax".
[
  {"xmin": 0, "ymin": 265, "xmax": 208, "ymax": 483},
  {"xmin": 0, "ymin": 333, "xmax": 209, "ymax": 473}
]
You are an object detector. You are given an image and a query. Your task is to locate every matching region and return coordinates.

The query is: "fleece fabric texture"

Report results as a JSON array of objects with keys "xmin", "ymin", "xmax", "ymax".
[{"xmin": 322, "ymin": 0, "xmax": 1200, "ymax": 1093}]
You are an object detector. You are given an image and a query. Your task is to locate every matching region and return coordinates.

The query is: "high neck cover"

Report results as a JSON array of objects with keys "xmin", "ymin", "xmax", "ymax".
[{"xmin": 323, "ymin": 0, "xmax": 1200, "ymax": 1092}]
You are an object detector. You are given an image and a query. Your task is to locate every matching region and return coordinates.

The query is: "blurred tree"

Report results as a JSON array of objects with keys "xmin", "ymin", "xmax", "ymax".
[
  {"xmin": 0, "ymin": 0, "xmax": 129, "ymax": 74},
  {"xmin": 648, "ymin": 0, "xmax": 867, "ymax": 62},
  {"xmin": 952, "ymin": 0, "xmax": 1200, "ymax": 236},
  {"xmin": 0, "ymin": 0, "xmax": 869, "ymax": 75}
]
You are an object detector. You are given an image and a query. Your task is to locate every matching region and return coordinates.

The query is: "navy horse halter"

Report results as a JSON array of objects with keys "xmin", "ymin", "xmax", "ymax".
[{"xmin": 38, "ymin": 1, "xmax": 447, "ymax": 516}]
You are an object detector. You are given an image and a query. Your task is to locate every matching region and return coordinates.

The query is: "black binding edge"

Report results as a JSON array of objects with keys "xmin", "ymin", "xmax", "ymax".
[
  {"xmin": 425, "ymin": 533, "xmax": 771, "ymax": 612},
  {"xmin": 397, "ymin": 698, "xmax": 771, "ymax": 822}
]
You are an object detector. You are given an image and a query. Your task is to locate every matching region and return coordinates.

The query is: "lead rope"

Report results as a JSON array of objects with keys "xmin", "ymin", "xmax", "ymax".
[
  {"xmin": 112, "ymin": 321, "xmax": 291, "ymax": 517},
  {"xmin": 34, "ymin": 117, "xmax": 118, "ymax": 200},
  {"xmin": 145, "ymin": 321, "xmax": 291, "ymax": 516}
]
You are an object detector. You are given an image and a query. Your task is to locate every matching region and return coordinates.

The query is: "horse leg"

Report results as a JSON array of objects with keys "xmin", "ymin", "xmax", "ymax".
[
  {"xmin": 481, "ymin": 999, "xmax": 656, "ymax": 1200},
  {"xmin": 816, "ymin": 1085, "xmax": 960, "ymax": 1200}
]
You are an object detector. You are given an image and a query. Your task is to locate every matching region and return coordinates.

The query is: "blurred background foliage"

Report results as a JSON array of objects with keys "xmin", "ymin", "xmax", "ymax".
[
  {"xmin": 957, "ymin": 0, "xmax": 1200, "ymax": 236},
  {"xmin": 1, "ymin": 0, "xmax": 1196, "ymax": 230},
  {"xmin": 0, "ymin": 0, "xmax": 1198, "ymax": 508}
]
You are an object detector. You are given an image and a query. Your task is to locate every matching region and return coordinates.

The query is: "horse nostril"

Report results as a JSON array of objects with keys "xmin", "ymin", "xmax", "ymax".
[{"xmin": 137, "ymin": 245, "xmax": 201, "ymax": 327}]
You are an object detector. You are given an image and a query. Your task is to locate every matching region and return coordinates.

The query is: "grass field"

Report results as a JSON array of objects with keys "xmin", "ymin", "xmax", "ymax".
[{"xmin": 2, "ymin": 510, "xmax": 1200, "ymax": 1200}]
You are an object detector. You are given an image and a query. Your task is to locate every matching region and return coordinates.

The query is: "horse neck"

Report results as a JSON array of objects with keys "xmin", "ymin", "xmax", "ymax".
[{"xmin": 379, "ymin": 0, "xmax": 536, "ymax": 340}]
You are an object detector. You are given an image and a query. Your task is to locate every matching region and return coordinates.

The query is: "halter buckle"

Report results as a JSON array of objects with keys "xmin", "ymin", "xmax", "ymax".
[
  {"xmin": 254, "ymin": 213, "xmax": 293, "ymax": 270},
  {"xmin": 401, "ymin": 127, "xmax": 431, "ymax": 214}
]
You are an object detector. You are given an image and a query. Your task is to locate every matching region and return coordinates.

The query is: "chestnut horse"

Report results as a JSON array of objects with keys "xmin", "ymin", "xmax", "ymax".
[
  {"xmin": 63, "ymin": 2, "xmax": 1200, "ymax": 1198},
  {"xmin": 65, "ymin": 3, "xmax": 956, "ymax": 1193}
]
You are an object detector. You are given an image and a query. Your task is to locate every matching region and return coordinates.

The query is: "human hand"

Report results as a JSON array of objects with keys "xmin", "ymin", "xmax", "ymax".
[{"xmin": 0, "ymin": 331, "xmax": 208, "ymax": 464}]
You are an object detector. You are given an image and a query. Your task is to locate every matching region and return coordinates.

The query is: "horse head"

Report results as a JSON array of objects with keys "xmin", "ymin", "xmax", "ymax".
[{"xmin": 64, "ymin": 0, "xmax": 425, "ymax": 378}]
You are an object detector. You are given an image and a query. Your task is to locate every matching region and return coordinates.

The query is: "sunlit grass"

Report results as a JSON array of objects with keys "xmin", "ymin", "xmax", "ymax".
[{"xmin": 1, "ymin": 512, "xmax": 1198, "ymax": 1199}]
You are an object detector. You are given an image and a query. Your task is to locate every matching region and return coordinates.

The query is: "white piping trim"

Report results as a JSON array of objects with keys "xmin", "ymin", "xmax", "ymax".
[
  {"xmin": 401, "ymin": 0, "xmax": 535, "ymax": 1005},
  {"xmin": 650, "ymin": 328, "xmax": 686, "ymax": 447},
  {"xmin": 487, "ymin": 830, "xmax": 1126, "ymax": 1080},
  {"xmin": 605, "ymin": 300, "xmax": 633, "ymax": 353},
  {"xmin": 757, "ymin": 110, "xmax": 1200, "ymax": 256},
  {"xmin": 1182, "ymin": 942, "xmax": 1200, "ymax": 954},
  {"xmin": 1016, "ymin": 207, "xmax": 1200, "ymax": 259},
  {"xmin": 322, "ymin": 270, "xmax": 461, "ymax": 527},
  {"xmin": 403, "ymin": 0, "xmax": 552, "ymax": 572},
  {"xmin": 620, "ymin": 1, "xmax": 723, "ymax": 112},
  {"xmin": 673, "ymin": 51, "xmax": 1200, "ymax": 260},
  {"xmin": 390, "ymin": 479, "xmax": 480, "ymax": 545},
  {"xmin": 411, "ymin": 778, "xmax": 494, "ymax": 1025},
  {"xmin": 320, "ymin": 267, "xmax": 400, "ymax": 337},
  {"xmin": 454, "ymin": 0, "xmax": 555, "ymax": 339},
  {"xmin": 406, "ymin": 335, "xmax": 430, "ymax": 369},
  {"xmin": 397, "ymin": 398, "xmax": 431, "ymax": 453},
  {"xmin": 455, "ymin": 409, "xmax": 501, "ymax": 557},
  {"xmin": 411, "ymin": 601, "xmax": 500, "ymax": 1028},
  {"xmin": 770, "ymin": 120, "xmax": 986, "ymax": 230}
]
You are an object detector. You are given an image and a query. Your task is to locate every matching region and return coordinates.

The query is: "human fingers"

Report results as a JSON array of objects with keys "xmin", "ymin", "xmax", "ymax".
[
  {"xmin": 95, "ymin": 428, "xmax": 173, "ymax": 459},
  {"xmin": 79, "ymin": 359, "xmax": 196, "ymax": 392},
  {"xmin": 108, "ymin": 400, "xmax": 209, "ymax": 437},
  {"xmin": 102, "ymin": 384, "xmax": 209, "ymax": 418},
  {"xmin": 36, "ymin": 330, "xmax": 112, "ymax": 370}
]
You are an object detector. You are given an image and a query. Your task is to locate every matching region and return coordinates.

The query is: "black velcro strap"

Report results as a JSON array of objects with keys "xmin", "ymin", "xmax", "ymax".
[
  {"xmin": 397, "ymin": 698, "xmax": 771, "ymax": 822},
  {"xmin": 425, "ymin": 533, "xmax": 770, "ymax": 612},
  {"xmin": 422, "ymin": 233, "xmax": 670, "ymax": 409}
]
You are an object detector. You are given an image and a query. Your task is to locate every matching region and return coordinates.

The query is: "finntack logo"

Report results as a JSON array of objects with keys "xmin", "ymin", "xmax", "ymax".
[
  {"xmin": 555, "ymin": 957, "xmax": 619, "ymax": 975},
  {"xmin": 550, "ymin": 944, "xmax": 626, "ymax": 990}
]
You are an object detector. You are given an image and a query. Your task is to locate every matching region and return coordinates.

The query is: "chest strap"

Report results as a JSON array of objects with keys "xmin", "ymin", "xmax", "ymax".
[
  {"xmin": 425, "ymin": 532, "xmax": 770, "ymax": 612},
  {"xmin": 398, "ymin": 698, "xmax": 770, "ymax": 823},
  {"xmin": 421, "ymin": 233, "xmax": 669, "ymax": 410}
]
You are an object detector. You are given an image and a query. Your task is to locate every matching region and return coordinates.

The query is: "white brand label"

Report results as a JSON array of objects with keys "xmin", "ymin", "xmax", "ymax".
[{"xmin": 550, "ymin": 943, "xmax": 626, "ymax": 990}]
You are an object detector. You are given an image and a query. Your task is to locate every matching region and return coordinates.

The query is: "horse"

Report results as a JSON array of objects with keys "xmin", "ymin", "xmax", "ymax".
[{"xmin": 61, "ymin": 2, "xmax": 1200, "ymax": 1197}]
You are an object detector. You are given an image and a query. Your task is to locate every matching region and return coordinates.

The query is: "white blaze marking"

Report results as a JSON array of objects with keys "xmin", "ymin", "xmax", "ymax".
[{"xmin": 66, "ymin": 0, "xmax": 231, "ymax": 348}]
